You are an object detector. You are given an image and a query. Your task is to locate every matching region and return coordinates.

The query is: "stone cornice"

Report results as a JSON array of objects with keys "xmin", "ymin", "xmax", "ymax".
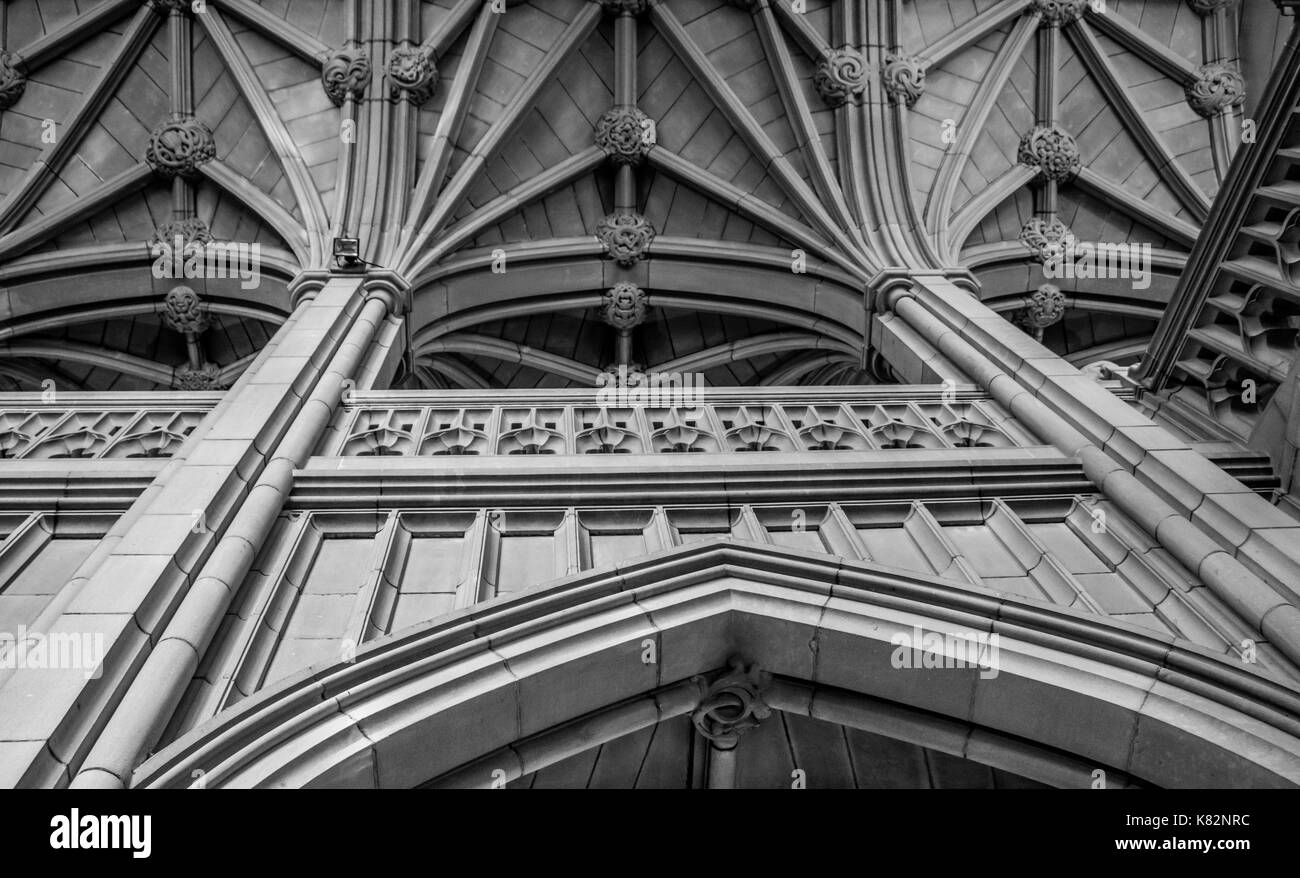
[{"xmin": 290, "ymin": 453, "xmax": 1087, "ymax": 509}]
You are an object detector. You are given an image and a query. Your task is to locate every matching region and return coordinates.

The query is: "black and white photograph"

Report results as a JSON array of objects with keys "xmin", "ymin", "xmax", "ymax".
[{"xmin": 0, "ymin": 0, "xmax": 1293, "ymax": 850}]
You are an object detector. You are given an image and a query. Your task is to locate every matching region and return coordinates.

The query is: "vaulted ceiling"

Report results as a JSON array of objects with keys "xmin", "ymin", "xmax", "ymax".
[{"xmin": 0, "ymin": 0, "xmax": 1286, "ymax": 390}]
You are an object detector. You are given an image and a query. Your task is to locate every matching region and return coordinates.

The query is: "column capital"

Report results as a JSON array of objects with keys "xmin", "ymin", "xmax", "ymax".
[
  {"xmin": 868, "ymin": 268, "xmax": 980, "ymax": 315},
  {"xmin": 362, "ymin": 269, "xmax": 411, "ymax": 317},
  {"xmin": 287, "ymin": 270, "xmax": 333, "ymax": 310}
]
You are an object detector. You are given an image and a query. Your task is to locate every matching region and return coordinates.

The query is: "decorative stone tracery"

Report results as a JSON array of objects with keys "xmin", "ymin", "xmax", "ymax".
[
  {"xmin": 881, "ymin": 53, "xmax": 927, "ymax": 107},
  {"xmin": 595, "ymin": 212, "xmax": 656, "ymax": 266},
  {"xmin": 0, "ymin": 51, "xmax": 27, "ymax": 111},
  {"xmin": 322, "ymin": 46, "xmax": 372, "ymax": 105},
  {"xmin": 387, "ymin": 45, "xmax": 437, "ymax": 105},
  {"xmin": 814, "ymin": 47, "xmax": 868, "ymax": 107},
  {"xmin": 595, "ymin": 107, "xmax": 655, "ymax": 165},
  {"xmin": 1186, "ymin": 62, "xmax": 1246, "ymax": 118},
  {"xmin": 145, "ymin": 117, "xmax": 216, "ymax": 178},
  {"xmin": 1017, "ymin": 126, "xmax": 1081, "ymax": 182}
]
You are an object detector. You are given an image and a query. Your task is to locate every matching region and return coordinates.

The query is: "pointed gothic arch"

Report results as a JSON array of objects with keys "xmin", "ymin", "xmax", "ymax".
[{"xmin": 133, "ymin": 542, "xmax": 1300, "ymax": 789}]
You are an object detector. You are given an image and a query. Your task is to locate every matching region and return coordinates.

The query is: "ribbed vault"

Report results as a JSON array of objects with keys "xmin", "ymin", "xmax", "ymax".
[{"xmin": 0, "ymin": 0, "xmax": 1289, "ymax": 387}]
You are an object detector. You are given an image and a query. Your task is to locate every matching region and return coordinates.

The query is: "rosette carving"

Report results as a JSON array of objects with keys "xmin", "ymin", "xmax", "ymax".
[
  {"xmin": 1019, "ymin": 218, "xmax": 1075, "ymax": 263},
  {"xmin": 595, "ymin": 107, "xmax": 654, "ymax": 164},
  {"xmin": 1186, "ymin": 62, "xmax": 1245, "ymax": 117},
  {"xmin": 595, "ymin": 212, "xmax": 656, "ymax": 266},
  {"xmin": 1017, "ymin": 125, "xmax": 1081, "ymax": 182},
  {"xmin": 814, "ymin": 47, "xmax": 867, "ymax": 107},
  {"xmin": 881, "ymin": 53, "xmax": 927, "ymax": 107},
  {"xmin": 145, "ymin": 117, "xmax": 216, "ymax": 178}
]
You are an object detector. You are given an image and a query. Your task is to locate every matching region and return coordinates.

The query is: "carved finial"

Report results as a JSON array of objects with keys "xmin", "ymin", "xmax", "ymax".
[
  {"xmin": 0, "ymin": 51, "xmax": 27, "ymax": 111},
  {"xmin": 692, "ymin": 657, "xmax": 771, "ymax": 750},
  {"xmin": 174, "ymin": 362, "xmax": 223, "ymax": 391},
  {"xmin": 595, "ymin": 212, "xmax": 656, "ymax": 266},
  {"xmin": 595, "ymin": 107, "xmax": 655, "ymax": 165},
  {"xmin": 881, "ymin": 52, "xmax": 927, "ymax": 107},
  {"xmin": 1030, "ymin": 0, "xmax": 1087, "ymax": 25},
  {"xmin": 1019, "ymin": 217, "xmax": 1076, "ymax": 263},
  {"xmin": 387, "ymin": 45, "xmax": 437, "ymax": 105},
  {"xmin": 162, "ymin": 285, "xmax": 209, "ymax": 335},
  {"xmin": 1017, "ymin": 125, "xmax": 1081, "ymax": 182},
  {"xmin": 1019, "ymin": 283, "xmax": 1066, "ymax": 339},
  {"xmin": 814, "ymin": 47, "xmax": 868, "ymax": 107},
  {"xmin": 322, "ymin": 46, "xmax": 372, "ymax": 105},
  {"xmin": 146, "ymin": 117, "xmax": 216, "ymax": 178},
  {"xmin": 1186, "ymin": 62, "xmax": 1246, "ymax": 117},
  {"xmin": 601, "ymin": 282, "xmax": 648, "ymax": 330}
]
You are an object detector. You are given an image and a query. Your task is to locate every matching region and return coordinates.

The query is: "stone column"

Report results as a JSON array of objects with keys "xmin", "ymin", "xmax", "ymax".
[
  {"xmin": 0, "ymin": 268, "xmax": 405, "ymax": 788},
  {"xmin": 66, "ymin": 270, "xmax": 407, "ymax": 789},
  {"xmin": 874, "ymin": 274, "xmax": 1300, "ymax": 666}
]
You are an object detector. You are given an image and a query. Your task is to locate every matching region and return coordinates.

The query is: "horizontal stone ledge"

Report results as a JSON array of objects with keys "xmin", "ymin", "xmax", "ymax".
[
  {"xmin": 287, "ymin": 456, "xmax": 1093, "ymax": 508},
  {"xmin": 340, "ymin": 384, "xmax": 1000, "ymax": 407},
  {"xmin": 0, "ymin": 474, "xmax": 155, "ymax": 511},
  {"xmin": 305, "ymin": 445, "xmax": 1068, "ymax": 470}
]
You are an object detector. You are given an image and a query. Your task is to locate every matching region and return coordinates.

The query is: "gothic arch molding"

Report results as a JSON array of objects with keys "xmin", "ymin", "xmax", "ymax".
[{"xmin": 132, "ymin": 543, "xmax": 1300, "ymax": 789}]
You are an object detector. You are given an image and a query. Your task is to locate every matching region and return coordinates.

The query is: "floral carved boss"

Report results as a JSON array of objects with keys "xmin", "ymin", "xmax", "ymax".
[{"xmin": 146, "ymin": 117, "xmax": 216, "ymax": 178}]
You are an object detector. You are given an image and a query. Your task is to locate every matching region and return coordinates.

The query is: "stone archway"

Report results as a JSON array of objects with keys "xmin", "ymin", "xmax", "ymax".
[{"xmin": 132, "ymin": 543, "xmax": 1300, "ymax": 789}]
